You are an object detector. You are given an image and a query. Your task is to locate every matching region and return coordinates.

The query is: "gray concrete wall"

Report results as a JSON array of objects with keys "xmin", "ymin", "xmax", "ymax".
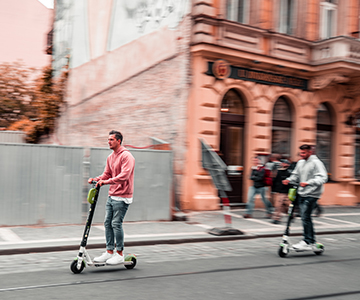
[{"xmin": 0, "ymin": 143, "xmax": 172, "ymax": 226}]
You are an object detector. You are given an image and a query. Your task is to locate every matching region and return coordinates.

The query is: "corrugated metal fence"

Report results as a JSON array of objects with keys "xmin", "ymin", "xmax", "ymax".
[
  {"xmin": 89, "ymin": 147, "xmax": 173, "ymax": 223},
  {"xmin": 0, "ymin": 131, "xmax": 25, "ymax": 143},
  {"xmin": 0, "ymin": 143, "xmax": 83, "ymax": 225},
  {"xmin": 0, "ymin": 143, "xmax": 172, "ymax": 226}
]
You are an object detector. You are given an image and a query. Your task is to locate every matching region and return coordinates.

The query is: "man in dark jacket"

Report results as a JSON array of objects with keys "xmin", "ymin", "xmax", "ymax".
[
  {"xmin": 271, "ymin": 159, "xmax": 292, "ymax": 224},
  {"xmin": 244, "ymin": 156, "xmax": 273, "ymax": 218}
]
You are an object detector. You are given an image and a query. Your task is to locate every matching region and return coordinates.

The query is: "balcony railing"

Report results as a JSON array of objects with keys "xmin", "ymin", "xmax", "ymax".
[
  {"xmin": 192, "ymin": 13, "xmax": 360, "ymax": 69},
  {"xmin": 312, "ymin": 36, "xmax": 360, "ymax": 65}
]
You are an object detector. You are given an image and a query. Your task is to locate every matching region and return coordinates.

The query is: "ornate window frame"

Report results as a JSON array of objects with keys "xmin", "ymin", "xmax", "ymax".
[
  {"xmin": 225, "ymin": 0, "xmax": 250, "ymax": 24},
  {"xmin": 320, "ymin": 0, "xmax": 338, "ymax": 39}
]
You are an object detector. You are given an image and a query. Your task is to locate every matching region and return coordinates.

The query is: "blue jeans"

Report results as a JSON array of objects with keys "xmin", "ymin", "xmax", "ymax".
[
  {"xmin": 246, "ymin": 186, "xmax": 272, "ymax": 215},
  {"xmin": 104, "ymin": 197, "xmax": 129, "ymax": 252},
  {"xmin": 298, "ymin": 196, "xmax": 318, "ymax": 244}
]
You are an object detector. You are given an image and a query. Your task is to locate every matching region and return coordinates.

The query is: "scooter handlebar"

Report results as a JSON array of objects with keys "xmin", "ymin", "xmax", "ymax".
[{"xmin": 90, "ymin": 180, "xmax": 100, "ymax": 189}]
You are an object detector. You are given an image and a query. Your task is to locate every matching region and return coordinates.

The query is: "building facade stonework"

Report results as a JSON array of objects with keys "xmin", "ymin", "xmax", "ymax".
[{"xmin": 53, "ymin": 0, "xmax": 360, "ymax": 212}]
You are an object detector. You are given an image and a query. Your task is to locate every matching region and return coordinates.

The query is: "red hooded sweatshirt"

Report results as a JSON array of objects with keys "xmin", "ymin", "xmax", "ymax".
[{"xmin": 94, "ymin": 146, "xmax": 135, "ymax": 198}]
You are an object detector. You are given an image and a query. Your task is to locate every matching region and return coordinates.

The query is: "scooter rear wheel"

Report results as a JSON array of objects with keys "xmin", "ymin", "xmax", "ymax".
[
  {"xmin": 124, "ymin": 254, "xmax": 137, "ymax": 269},
  {"xmin": 314, "ymin": 245, "xmax": 325, "ymax": 255},
  {"xmin": 70, "ymin": 259, "xmax": 85, "ymax": 274}
]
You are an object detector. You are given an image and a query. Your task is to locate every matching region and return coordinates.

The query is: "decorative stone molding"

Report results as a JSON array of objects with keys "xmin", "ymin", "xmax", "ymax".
[
  {"xmin": 202, "ymin": 83, "xmax": 222, "ymax": 95},
  {"xmin": 202, "ymin": 102, "xmax": 217, "ymax": 108},
  {"xmin": 308, "ymin": 74, "xmax": 349, "ymax": 91},
  {"xmin": 255, "ymin": 122, "xmax": 270, "ymax": 127},
  {"xmin": 341, "ymin": 153, "xmax": 354, "ymax": 157},
  {"xmin": 301, "ymin": 115, "xmax": 316, "ymax": 120},
  {"xmin": 301, "ymin": 139, "xmax": 315, "ymax": 143},
  {"xmin": 256, "ymin": 109, "xmax": 270, "ymax": 114},
  {"xmin": 254, "ymin": 148, "xmax": 267, "ymax": 152},
  {"xmin": 344, "ymin": 84, "xmax": 360, "ymax": 98},
  {"xmin": 349, "ymin": 44, "xmax": 360, "ymax": 59},
  {"xmin": 301, "ymin": 127, "xmax": 316, "ymax": 131}
]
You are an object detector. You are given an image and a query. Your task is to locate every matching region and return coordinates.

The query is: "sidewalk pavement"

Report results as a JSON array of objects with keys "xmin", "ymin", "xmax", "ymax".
[{"xmin": 0, "ymin": 206, "xmax": 360, "ymax": 255}]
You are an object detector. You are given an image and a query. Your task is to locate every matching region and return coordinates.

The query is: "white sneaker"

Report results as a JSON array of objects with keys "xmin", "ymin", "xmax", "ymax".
[
  {"xmin": 94, "ymin": 251, "xmax": 113, "ymax": 262},
  {"xmin": 106, "ymin": 252, "xmax": 124, "ymax": 265},
  {"xmin": 292, "ymin": 240, "xmax": 312, "ymax": 251}
]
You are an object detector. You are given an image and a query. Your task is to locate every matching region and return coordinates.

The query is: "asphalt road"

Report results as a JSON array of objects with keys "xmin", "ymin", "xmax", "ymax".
[{"xmin": 0, "ymin": 234, "xmax": 359, "ymax": 300}]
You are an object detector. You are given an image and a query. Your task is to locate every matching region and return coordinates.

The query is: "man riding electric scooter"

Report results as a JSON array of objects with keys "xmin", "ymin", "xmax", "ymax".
[
  {"xmin": 282, "ymin": 144, "xmax": 328, "ymax": 251},
  {"xmin": 88, "ymin": 130, "xmax": 135, "ymax": 265}
]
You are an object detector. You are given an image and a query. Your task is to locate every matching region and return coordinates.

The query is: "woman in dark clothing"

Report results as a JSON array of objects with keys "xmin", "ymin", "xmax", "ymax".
[{"xmin": 244, "ymin": 156, "xmax": 273, "ymax": 218}]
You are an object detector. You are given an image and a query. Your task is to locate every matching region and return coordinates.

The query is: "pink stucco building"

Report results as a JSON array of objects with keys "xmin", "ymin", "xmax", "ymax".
[
  {"xmin": 52, "ymin": 0, "xmax": 360, "ymax": 211},
  {"xmin": 0, "ymin": 0, "xmax": 53, "ymax": 69}
]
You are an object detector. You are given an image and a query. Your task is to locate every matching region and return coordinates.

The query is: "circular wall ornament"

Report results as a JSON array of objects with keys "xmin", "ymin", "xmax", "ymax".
[{"xmin": 212, "ymin": 59, "xmax": 231, "ymax": 79}]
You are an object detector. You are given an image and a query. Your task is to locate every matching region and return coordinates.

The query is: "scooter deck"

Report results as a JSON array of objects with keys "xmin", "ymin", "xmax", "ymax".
[
  {"xmin": 91, "ymin": 261, "xmax": 134, "ymax": 267},
  {"xmin": 290, "ymin": 247, "xmax": 323, "ymax": 253},
  {"xmin": 279, "ymin": 241, "xmax": 324, "ymax": 257}
]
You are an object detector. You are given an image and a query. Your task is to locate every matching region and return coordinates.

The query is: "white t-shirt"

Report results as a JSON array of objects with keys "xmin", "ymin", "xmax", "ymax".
[{"xmin": 110, "ymin": 196, "xmax": 133, "ymax": 204}]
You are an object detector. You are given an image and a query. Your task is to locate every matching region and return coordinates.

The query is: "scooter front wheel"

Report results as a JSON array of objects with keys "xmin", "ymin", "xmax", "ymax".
[
  {"xmin": 70, "ymin": 259, "xmax": 85, "ymax": 274},
  {"xmin": 278, "ymin": 245, "xmax": 289, "ymax": 258}
]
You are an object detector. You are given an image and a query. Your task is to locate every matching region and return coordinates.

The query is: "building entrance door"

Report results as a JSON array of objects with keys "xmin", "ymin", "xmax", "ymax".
[{"xmin": 219, "ymin": 89, "xmax": 245, "ymax": 206}]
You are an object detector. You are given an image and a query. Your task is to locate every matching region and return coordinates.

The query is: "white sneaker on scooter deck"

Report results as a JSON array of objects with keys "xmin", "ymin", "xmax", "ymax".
[
  {"xmin": 94, "ymin": 251, "xmax": 113, "ymax": 262},
  {"xmin": 106, "ymin": 252, "xmax": 124, "ymax": 265},
  {"xmin": 292, "ymin": 240, "xmax": 312, "ymax": 251}
]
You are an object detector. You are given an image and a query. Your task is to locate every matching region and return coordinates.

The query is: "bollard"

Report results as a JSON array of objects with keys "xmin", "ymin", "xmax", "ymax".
[
  {"xmin": 207, "ymin": 190, "xmax": 243, "ymax": 236},
  {"xmin": 221, "ymin": 196, "xmax": 232, "ymax": 227}
]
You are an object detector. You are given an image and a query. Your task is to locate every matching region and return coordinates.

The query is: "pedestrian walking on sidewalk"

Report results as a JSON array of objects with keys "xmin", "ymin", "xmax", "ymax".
[
  {"xmin": 88, "ymin": 130, "xmax": 135, "ymax": 265},
  {"xmin": 265, "ymin": 154, "xmax": 281, "ymax": 207},
  {"xmin": 271, "ymin": 159, "xmax": 293, "ymax": 224},
  {"xmin": 283, "ymin": 144, "xmax": 327, "ymax": 251},
  {"xmin": 244, "ymin": 156, "xmax": 273, "ymax": 219}
]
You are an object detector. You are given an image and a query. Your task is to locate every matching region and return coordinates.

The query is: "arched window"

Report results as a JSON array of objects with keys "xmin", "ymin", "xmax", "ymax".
[
  {"xmin": 221, "ymin": 89, "xmax": 244, "ymax": 115},
  {"xmin": 220, "ymin": 89, "xmax": 244, "ymax": 166},
  {"xmin": 272, "ymin": 97, "xmax": 292, "ymax": 156},
  {"xmin": 355, "ymin": 131, "xmax": 360, "ymax": 180},
  {"xmin": 316, "ymin": 103, "xmax": 333, "ymax": 174},
  {"xmin": 220, "ymin": 89, "xmax": 245, "ymax": 205}
]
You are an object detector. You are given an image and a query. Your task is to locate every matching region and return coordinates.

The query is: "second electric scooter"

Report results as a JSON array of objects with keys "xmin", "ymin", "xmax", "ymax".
[
  {"xmin": 278, "ymin": 187, "xmax": 325, "ymax": 258},
  {"xmin": 70, "ymin": 182, "xmax": 137, "ymax": 274}
]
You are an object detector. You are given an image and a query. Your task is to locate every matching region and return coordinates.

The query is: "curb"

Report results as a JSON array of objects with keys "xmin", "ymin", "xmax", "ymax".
[{"xmin": 1, "ymin": 229, "xmax": 360, "ymax": 256}]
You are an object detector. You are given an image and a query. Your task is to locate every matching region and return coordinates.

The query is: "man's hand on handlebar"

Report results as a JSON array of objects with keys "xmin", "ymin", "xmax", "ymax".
[
  {"xmin": 96, "ymin": 180, "xmax": 106, "ymax": 187},
  {"xmin": 88, "ymin": 178, "xmax": 107, "ymax": 187}
]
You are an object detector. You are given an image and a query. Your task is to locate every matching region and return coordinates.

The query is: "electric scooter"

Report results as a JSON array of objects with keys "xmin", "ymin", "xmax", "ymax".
[
  {"xmin": 278, "ymin": 187, "xmax": 324, "ymax": 258},
  {"xmin": 70, "ymin": 181, "xmax": 137, "ymax": 274}
]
